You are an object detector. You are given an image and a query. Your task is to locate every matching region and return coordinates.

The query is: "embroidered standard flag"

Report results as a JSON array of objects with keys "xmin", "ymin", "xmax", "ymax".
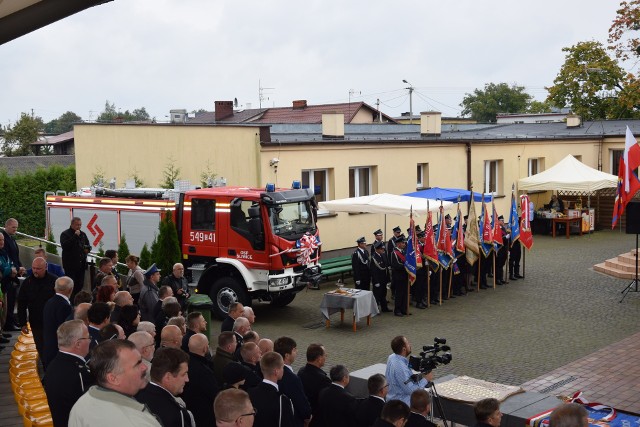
[
  {"xmin": 612, "ymin": 126, "xmax": 640, "ymax": 228},
  {"xmin": 465, "ymin": 194, "xmax": 480, "ymax": 265},
  {"xmin": 479, "ymin": 195, "xmax": 493, "ymax": 257},
  {"xmin": 423, "ymin": 211, "xmax": 439, "ymax": 269},
  {"xmin": 452, "ymin": 204, "xmax": 465, "ymax": 258},
  {"xmin": 492, "ymin": 201, "xmax": 503, "ymax": 251},
  {"xmin": 404, "ymin": 212, "xmax": 418, "ymax": 285},
  {"xmin": 519, "ymin": 194, "xmax": 534, "ymax": 250},
  {"xmin": 509, "ymin": 193, "xmax": 520, "ymax": 246},
  {"xmin": 436, "ymin": 205, "xmax": 453, "ymax": 269}
]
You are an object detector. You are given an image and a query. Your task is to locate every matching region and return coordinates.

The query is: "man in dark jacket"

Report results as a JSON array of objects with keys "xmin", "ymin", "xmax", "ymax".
[
  {"xmin": 352, "ymin": 237, "xmax": 371, "ymax": 291},
  {"xmin": 17, "ymin": 257, "xmax": 57, "ymax": 362},
  {"xmin": 161, "ymin": 263, "xmax": 190, "ymax": 311},
  {"xmin": 248, "ymin": 351, "xmax": 294, "ymax": 427},
  {"xmin": 406, "ymin": 389, "xmax": 437, "ymax": 427},
  {"xmin": 43, "ymin": 320, "xmax": 94, "ymax": 427},
  {"xmin": 472, "ymin": 398, "xmax": 502, "ymax": 427},
  {"xmin": 356, "ymin": 373, "xmax": 388, "ymax": 427},
  {"xmin": 42, "ymin": 276, "xmax": 74, "ymax": 368},
  {"xmin": 373, "ymin": 400, "xmax": 411, "ymax": 427},
  {"xmin": 136, "ymin": 347, "xmax": 194, "ymax": 427},
  {"xmin": 1, "ymin": 218, "xmax": 25, "ymax": 330},
  {"xmin": 297, "ymin": 343, "xmax": 331, "ymax": 425},
  {"xmin": 275, "ymin": 336, "xmax": 312, "ymax": 427},
  {"xmin": 316, "ymin": 365, "xmax": 358, "ymax": 427},
  {"xmin": 183, "ymin": 333, "xmax": 219, "ymax": 427},
  {"xmin": 60, "ymin": 217, "xmax": 91, "ymax": 296}
]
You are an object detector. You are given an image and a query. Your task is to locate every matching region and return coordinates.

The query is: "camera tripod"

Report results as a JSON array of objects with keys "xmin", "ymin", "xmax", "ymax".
[
  {"xmin": 620, "ymin": 233, "xmax": 639, "ymax": 303},
  {"xmin": 427, "ymin": 380, "xmax": 449, "ymax": 427}
]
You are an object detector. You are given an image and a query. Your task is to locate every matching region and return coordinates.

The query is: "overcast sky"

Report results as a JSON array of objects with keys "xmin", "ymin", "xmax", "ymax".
[{"xmin": 0, "ymin": 0, "xmax": 621, "ymax": 127}]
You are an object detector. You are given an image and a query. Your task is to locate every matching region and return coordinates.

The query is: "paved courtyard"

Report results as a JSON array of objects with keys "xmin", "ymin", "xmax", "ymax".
[{"xmin": 247, "ymin": 229, "xmax": 639, "ymax": 387}]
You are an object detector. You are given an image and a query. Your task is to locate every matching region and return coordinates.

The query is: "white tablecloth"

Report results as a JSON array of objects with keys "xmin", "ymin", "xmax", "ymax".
[{"xmin": 320, "ymin": 289, "xmax": 379, "ymax": 322}]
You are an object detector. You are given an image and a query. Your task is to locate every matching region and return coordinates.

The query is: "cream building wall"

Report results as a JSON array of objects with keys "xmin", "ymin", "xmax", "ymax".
[{"xmin": 74, "ymin": 124, "xmax": 262, "ymax": 188}]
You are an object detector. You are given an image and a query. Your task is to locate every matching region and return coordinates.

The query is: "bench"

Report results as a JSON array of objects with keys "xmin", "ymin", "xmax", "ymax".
[{"xmin": 320, "ymin": 255, "xmax": 353, "ymax": 282}]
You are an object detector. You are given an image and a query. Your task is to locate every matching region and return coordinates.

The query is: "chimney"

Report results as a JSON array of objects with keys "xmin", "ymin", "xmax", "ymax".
[
  {"xmin": 420, "ymin": 111, "xmax": 441, "ymax": 136},
  {"xmin": 322, "ymin": 112, "xmax": 344, "ymax": 139},
  {"xmin": 566, "ymin": 113, "xmax": 581, "ymax": 128},
  {"xmin": 292, "ymin": 100, "xmax": 307, "ymax": 109},
  {"xmin": 214, "ymin": 101, "xmax": 234, "ymax": 121}
]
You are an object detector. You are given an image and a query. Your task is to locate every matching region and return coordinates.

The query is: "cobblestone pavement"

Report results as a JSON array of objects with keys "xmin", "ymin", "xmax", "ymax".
[{"xmin": 241, "ymin": 229, "xmax": 640, "ymax": 386}]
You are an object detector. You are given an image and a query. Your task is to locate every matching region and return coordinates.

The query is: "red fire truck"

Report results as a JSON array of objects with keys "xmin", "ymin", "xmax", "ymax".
[{"xmin": 45, "ymin": 183, "xmax": 322, "ymax": 318}]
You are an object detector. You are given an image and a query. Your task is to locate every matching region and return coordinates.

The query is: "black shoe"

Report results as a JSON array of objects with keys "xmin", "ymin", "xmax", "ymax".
[
  {"xmin": 4, "ymin": 325, "xmax": 20, "ymax": 332},
  {"xmin": 515, "ymin": 274, "xmax": 524, "ymax": 279},
  {"xmin": 430, "ymin": 300, "xmax": 439, "ymax": 305},
  {"xmin": 480, "ymin": 285, "xmax": 490, "ymax": 289},
  {"xmin": 416, "ymin": 303, "xmax": 426, "ymax": 309},
  {"xmin": 0, "ymin": 337, "xmax": 9, "ymax": 344},
  {"xmin": 394, "ymin": 312, "xmax": 404, "ymax": 317},
  {"xmin": 381, "ymin": 308, "xmax": 392, "ymax": 313},
  {"xmin": 487, "ymin": 273, "xmax": 493, "ymax": 278},
  {"xmin": 449, "ymin": 295, "xmax": 456, "ymax": 299},
  {"xmin": 2, "ymin": 333, "xmax": 10, "ymax": 338},
  {"xmin": 509, "ymin": 276, "xmax": 518, "ymax": 281}
]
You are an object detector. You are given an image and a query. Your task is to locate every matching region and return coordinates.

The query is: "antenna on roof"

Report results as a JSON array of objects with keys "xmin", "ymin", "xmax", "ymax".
[{"xmin": 259, "ymin": 79, "xmax": 275, "ymax": 108}]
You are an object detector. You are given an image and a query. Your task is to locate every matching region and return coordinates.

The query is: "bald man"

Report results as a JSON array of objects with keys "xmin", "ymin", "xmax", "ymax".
[
  {"xmin": 183, "ymin": 333, "xmax": 220, "ymax": 427},
  {"xmin": 17, "ymin": 257, "xmax": 57, "ymax": 363},
  {"xmin": 258, "ymin": 338, "xmax": 273, "ymax": 355},
  {"xmin": 128, "ymin": 331, "xmax": 155, "ymax": 380},
  {"xmin": 160, "ymin": 324, "xmax": 182, "ymax": 349},
  {"xmin": 73, "ymin": 302, "xmax": 91, "ymax": 326}
]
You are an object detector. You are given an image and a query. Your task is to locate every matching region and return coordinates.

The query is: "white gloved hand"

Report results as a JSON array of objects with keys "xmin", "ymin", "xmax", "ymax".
[{"xmin": 355, "ymin": 281, "xmax": 360, "ymax": 285}]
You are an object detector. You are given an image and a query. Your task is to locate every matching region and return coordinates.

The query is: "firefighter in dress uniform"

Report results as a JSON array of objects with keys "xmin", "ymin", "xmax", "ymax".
[
  {"xmin": 390, "ymin": 235, "xmax": 408, "ymax": 317},
  {"xmin": 351, "ymin": 237, "xmax": 371, "ymax": 291},
  {"xmin": 414, "ymin": 231, "xmax": 428, "ymax": 309},
  {"xmin": 370, "ymin": 240, "xmax": 391, "ymax": 312}
]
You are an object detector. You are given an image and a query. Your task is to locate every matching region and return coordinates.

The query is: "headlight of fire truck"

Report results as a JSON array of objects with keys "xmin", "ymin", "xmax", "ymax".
[{"xmin": 269, "ymin": 277, "xmax": 291, "ymax": 287}]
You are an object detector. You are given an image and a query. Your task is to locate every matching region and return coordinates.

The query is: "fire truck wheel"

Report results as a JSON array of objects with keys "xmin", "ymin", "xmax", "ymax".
[
  {"xmin": 270, "ymin": 293, "xmax": 296, "ymax": 307},
  {"xmin": 210, "ymin": 277, "xmax": 248, "ymax": 318}
]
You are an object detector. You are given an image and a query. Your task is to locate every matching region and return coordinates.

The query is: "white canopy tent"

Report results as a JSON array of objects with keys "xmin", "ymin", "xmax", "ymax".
[
  {"xmin": 318, "ymin": 193, "xmax": 452, "ymax": 217},
  {"xmin": 518, "ymin": 154, "xmax": 618, "ymax": 192}
]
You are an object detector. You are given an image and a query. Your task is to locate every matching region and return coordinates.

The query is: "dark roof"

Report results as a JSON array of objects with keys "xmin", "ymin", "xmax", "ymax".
[
  {"xmin": 31, "ymin": 130, "xmax": 74, "ymax": 146},
  {"xmin": 0, "ymin": 155, "xmax": 75, "ymax": 175},
  {"xmin": 265, "ymin": 120, "xmax": 640, "ymax": 144},
  {"xmin": 187, "ymin": 101, "xmax": 397, "ymax": 124}
]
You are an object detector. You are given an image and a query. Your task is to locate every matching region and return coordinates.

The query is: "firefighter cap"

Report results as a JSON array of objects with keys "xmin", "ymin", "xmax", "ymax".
[
  {"xmin": 373, "ymin": 240, "xmax": 385, "ymax": 250},
  {"xmin": 356, "ymin": 237, "xmax": 366, "ymax": 244},
  {"xmin": 144, "ymin": 263, "xmax": 161, "ymax": 277},
  {"xmin": 392, "ymin": 226, "xmax": 401, "ymax": 233},
  {"xmin": 373, "ymin": 229, "xmax": 383, "ymax": 236}
]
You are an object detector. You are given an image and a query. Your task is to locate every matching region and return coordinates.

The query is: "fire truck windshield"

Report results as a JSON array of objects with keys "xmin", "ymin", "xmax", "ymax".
[{"xmin": 268, "ymin": 201, "xmax": 316, "ymax": 238}]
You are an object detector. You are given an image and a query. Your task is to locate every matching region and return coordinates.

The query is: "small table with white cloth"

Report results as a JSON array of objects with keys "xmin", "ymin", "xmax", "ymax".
[{"xmin": 320, "ymin": 289, "xmax": 379, "ymax": 332}]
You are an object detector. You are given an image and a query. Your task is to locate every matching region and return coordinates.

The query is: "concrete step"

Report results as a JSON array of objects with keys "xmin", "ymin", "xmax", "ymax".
[
  {"xmin": 617, "ymin": 252, "xmax": 640, "ymax": 266},
  {"xmin": 605, "ymin": 258, "xmax": 639, "ymax": 272},
  {"xmin": 594, "ymin": 262, "xmax": 637, "ymax": 280}
]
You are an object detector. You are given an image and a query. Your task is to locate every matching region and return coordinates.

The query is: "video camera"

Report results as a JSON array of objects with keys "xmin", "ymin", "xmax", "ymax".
[{"xmin": 408, "ymin": 337, "xmax": 452, "ymax": 374}]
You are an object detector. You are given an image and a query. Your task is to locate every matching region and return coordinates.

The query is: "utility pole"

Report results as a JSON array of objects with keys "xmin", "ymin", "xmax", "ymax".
[
  {"xmin": 402, "ymin": 79, "xmax": 414, "ymax": 124},
  {"xmin": 376, "ymin": 98, "xmax": 382, "ymax": 123}
]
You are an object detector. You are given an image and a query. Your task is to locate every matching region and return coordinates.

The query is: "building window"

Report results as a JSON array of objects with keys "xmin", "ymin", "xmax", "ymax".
[
  {"xmin": 484, "ymin": 160, "xmax": 503, "ymax": 195},
  {"xmin": 528, "ymin": 158, "xmax": 544, "ymax": 176},
  {"xmin": 191, "ymin": 198, "xmax": 215, "ymax": 231},
  {"xmin": 302, "ymin": 169, "xmax": 330, "ymax": 202},
  {"xmin": 349, "ymin": 166, "xmax": 372, "ymax": 197},
  {"xmin": 417, "ymin": 163, "xmax": 429, "ymax": 189},
  {"xmin": 611, "ymin": 149, "xmax": 623, "ymax": 176}
]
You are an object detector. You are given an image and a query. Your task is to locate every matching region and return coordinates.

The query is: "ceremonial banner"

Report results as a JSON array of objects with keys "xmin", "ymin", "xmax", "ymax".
[
  {"xmin": 509, "ymin": 193, "xmax": 520, "ymax": 246},
  {"xmin": 479, "ymin": 195, "xmax": 493, "ymax": 257},
  {"xmin": 452, "ymin": 204, "xmax": 465, "ymax": 258},
  {"xmin": 612, "ymin": 126, "xmax": 640, "ymax": 228},
  {"xmin": 492, "ymin": 200, "xmax": 503, "ymax": 250},
  {"xmin": 465, "ymin": 194, "xmax": 480, "ymax": 265},
  {"xmin": 436, "ymin": 205, "xmax": 453, "ymax": 269},
  {"xmin": 424, "ymin": 211, "xmax": 439, "ymax": 266},
  {"xmin": 519, "ymin": 195, "xmax": 534, "ymax": 250},
  {"xmin": 404, "ymin": 212, "xmax": 418, "ymax": 285}
]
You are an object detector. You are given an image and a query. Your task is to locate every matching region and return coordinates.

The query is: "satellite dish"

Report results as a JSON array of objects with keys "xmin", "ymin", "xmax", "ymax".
[{"xmin": 234, "ymin": 98, "xmax": 238, "ymax": 108}]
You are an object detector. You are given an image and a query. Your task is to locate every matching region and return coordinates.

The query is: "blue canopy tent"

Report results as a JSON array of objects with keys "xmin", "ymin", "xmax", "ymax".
[{"xmin": 403, "ymin": 187, "xmax": 486, "ymax": 202}]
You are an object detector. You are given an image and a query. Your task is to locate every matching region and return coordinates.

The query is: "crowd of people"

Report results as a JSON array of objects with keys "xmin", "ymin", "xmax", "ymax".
[{"xmin": 352, "ymin": 216, "xmax": 525, "ymax": 317}]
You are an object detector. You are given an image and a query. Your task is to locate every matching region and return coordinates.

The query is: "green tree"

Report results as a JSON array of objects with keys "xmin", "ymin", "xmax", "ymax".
[
  {"xmin": 460, "ymin": 83, "xmax": 532, "ymax": 122},
  {"xmin": 117, "ymin": 235, "xmax": 130, "ymax": 275},
  {"xmin": 200, "ymin": 160, "xmax": 217, "ymax": 187},
  {"xmin": 91, "ymin": 167, "xmax": 106, "ymax": 187},
  {"xmin": 128, "ymin": 168, "xmax": 145, "ymax": 187},
  {"xmin": 160, "ymin": 156, "xmax": 181, "ymax": 189},
  {"xmin": 44, "ymin": 111, "xmax": 82, "ymax": 134},
  {"xmin": 97, "ymin": 101, "xmax": 150, "ymax": 123},
  {"xmin": 152, "ymin": 211, "xmax": 181, "ymax": 275},
  {"xmin": 546, "ymin": 41, "xmax": 628, "ymax": 120},
  {"xmin": 527, "ymin": 100, "xmax": 554, "ymax": 114},
  {"xmin": 2, "ymin": 113, "xmax": 44, "ymax": 156},
  {"xmin": 46, "ymin": 229, "xmax": 58, "ymax": 255},
  {"xmin": 608, "ymin": 0, "xmax": 640, "ymax": 61},
  {"xmin": 139, "ymin": 243, "xmax": 152, "ymax": 270}
]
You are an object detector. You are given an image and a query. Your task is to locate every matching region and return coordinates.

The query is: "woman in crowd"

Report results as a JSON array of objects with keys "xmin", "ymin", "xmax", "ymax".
[{"xmin": 124, "ymin": 254, "xmax": 145, "ymax": 305}]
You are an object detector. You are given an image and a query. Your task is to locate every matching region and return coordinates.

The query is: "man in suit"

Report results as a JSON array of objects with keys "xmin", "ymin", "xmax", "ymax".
[
  {"xmin": 128, "ymin": 331, "xmax": 156, "ymax": 381},
  {"xmin": 374, "ymin": 400, "xmax": 411, "ymax": 427},
  {"xmin": 274, "ymin": 336, "xmax": 312, "ymax": 427},
  {"xmin": 60, "ymin": 217, "xmax": 91, "ymax": 296},
  {"xmin": 43, "ymin": 320, "xmax": 94, "ymax": 427},
  {"xmin": 182, "ymin": 311, "xmax": 207, "ymax": 352},
  {"xmin": 214, "ymin": 388, "xmax": 255, "ymax": 427},
  {"xmin": 213, "ymin": 331, "xmax": 237, "ymax": 385},
  {"xmin": 406, "ymin": 389, "xmax": 437, "ymax": 427},
  {"xmin": 17, "ymin": 257, "xmax": 57, "ymax": 363},
  {"xmin": 352, "ymin": 237, "xmax": 371, "ymax": 291},
  {"xmin": 387, "ymin": 226, "xmax": 402, "ymax": 255},
  {"xmin": 356, "ymin": 373, "xmax": 388, "ymax": 427},
  {"xmin": 370, "ymin": 229, "xmax": 385, "ymax": 256},
  {"xmin": 238, "ymin": 342, "xmax": 262, "ymax": 389},
  {"xmin": 42, "ymin": 276, "xmax": 74, "ymax": 368},
  {"xmin": 248, "ymin": 351, "xmax": 294, "ymax": 427},
  {"xmin": 317, "ymin": 364, "xmax": 358, "ymax": 427},
  {"xmin": 183, "ymin": 333, "xmax": 219, "ymax": 427},
  {"xmin": 221, "ymin": 301, "xmax": 244, "ymax": 332},
  {"xmin": 110, "ymin": 290, "xmax": 134, "ymax": 323},
  {"xmin": 233, "ymin": 316, "xmax": 251, "ymax": 359},
  {"xmin": 472, "ymin": 398, "xmax": 503, "ymax": 427},
  {"xmin": 390, "ymin": 236, "xmax": 408, "ymax": 316},
  {"xmin": 88, "ymin": 302, "xmax": 112, "ymax": 350},
  {"xmin": 297, "ymin": 343, "xmax": 331, "ymax": 425},
  {"xmin": 136, "ymin": 347, "xmax": 194, "ymax": 427},
  {"xmin": 1, "ymin": 218, "xmax": 25, "ymax": 331}
]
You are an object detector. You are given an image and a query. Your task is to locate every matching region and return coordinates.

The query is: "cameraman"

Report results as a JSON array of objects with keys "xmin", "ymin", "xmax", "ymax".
[{"xmin": 385, "ymin": 336, "xmax": 433, "ymax": 405}]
